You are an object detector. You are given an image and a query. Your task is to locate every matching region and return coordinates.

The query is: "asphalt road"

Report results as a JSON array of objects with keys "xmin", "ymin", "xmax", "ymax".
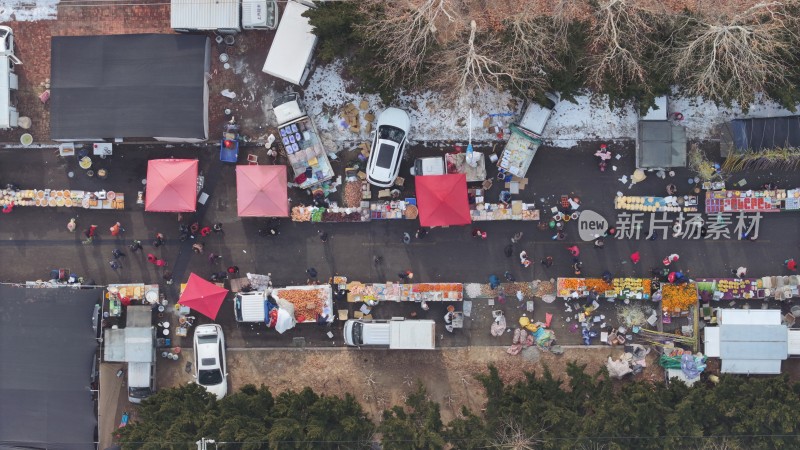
[{"xmin": 1, "ymin": 141, "xmax": 799, "ymax": 347}]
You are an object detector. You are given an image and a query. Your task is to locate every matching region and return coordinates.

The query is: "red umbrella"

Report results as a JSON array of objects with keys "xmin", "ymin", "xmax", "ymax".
[{"xmin": 178, "ymin": 273, "xmax": 230, "ymax": 320}]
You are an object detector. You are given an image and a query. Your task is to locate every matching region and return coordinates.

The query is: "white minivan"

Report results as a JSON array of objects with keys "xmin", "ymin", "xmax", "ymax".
[{"xmin": 0, "ymin": 26, "xmax": 21, "ymax": 130}]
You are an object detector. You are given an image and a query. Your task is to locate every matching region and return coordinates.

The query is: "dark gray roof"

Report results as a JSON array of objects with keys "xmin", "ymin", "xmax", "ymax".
[
  {"xmin": 0, "ymin": 286, "xmax": 99, "ymax": 450},
  {"xmin": 729, "ymin": 116, "xmax": 800, "ymax": 152},
  {"xmin": 50, "ymin": 34, "xmax": 210, "ymax": 140},
  {"xmin": 636, "ymin": 121, "xmax": 687, "ymax": 168}
]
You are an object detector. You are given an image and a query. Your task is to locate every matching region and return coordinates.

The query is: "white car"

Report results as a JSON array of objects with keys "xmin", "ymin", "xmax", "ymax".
[
  {"xmin": 193, "ymin": 324, "xmax": 228, "ymax": 399},
  {"xmin": 366, "ymin": 108, "xmax": 411, "ymax": 187}
]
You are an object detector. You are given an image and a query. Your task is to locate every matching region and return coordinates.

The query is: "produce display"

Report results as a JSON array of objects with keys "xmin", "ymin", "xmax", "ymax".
[
  {"xmin": 557, "ymin": 278, "xmax": 587, "ymax": 297},
  {"xmin": 696, "ymin": 278, "xmax": 758, "ymax": 301},
  {"xmin": 346, "ymin": 282, "xmax": 463, "ymax": 302},
  {"xmin": 661, "ymin": 283, "xmax": 698, "ymax": 312},
  {"xmin": 615, "ymin": 195, "xmax": 698, "ymax": 213},
  {"xmin": 585, "ymin": 279, "xmax": 613, "ymax": 293},
  {"xmin": 291, "ymin": 206, "xmax": 370, "ymax": 223},
  {"xmin": 272, "ymin": 285, "xmax": 332, "ymax": 323},
  {"xmin": 342, "ymin": 181, "xmax": 363, "ymax": 208},
  {"xmin": 0, "ymin": 188, "xmax": 124, "ymax": 209},
  {"xmin": 610, "ymin": 278, "xmax": 651, "ymax": 299}
]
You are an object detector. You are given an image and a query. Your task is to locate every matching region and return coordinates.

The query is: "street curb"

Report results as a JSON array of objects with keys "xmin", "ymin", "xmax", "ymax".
[{"xmin": 226, "ymin": 344, "xmax": 612, "ymax": 352}]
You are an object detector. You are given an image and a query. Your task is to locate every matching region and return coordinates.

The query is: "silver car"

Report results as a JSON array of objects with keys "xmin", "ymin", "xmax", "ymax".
[{"xmin": 366, "ymin": 108, "xmax": 411, "ymax": 187}]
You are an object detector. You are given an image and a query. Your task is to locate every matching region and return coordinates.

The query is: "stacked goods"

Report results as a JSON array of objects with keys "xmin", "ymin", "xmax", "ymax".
[
  {"xmin": 611, "ymin": 278, "xmax": 652, "ymax": 296},
  {"xmin": 557, "ymin": 278, "xmax": 586, "ymax": 297},
  {"xmin": 275, "ymin": 288, "xmax": 327, "ymax": 321},
  {"xmin": 585, "ymin": 279, "xmax": 613, "ymax": 293},
  {"xmin": 661, "ymin": 284, "xmax": 698, "ymax": 312},
  {"xmin": 343, "ymin": 181, "xmax": 363, "ymax": 208},
  {"xmin": 291, "ymin": 206, "xmax": 312, "ymax": 222}
]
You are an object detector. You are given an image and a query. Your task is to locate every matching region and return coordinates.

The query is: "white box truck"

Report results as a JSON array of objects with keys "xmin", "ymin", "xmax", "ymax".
[
  {"xmin": 497, "ymin": 92, "xmax": 559, "ymax": 177},
  {"xmin": 171, "ymin": 0, "xmax": 278, "ymax": 33},
  {"xmin": 127, "ymin": 358, "xmax": 156, "ymax": 404},
  {"xmin": 343, "ymin": 318, "xmax": 436, "ymax": 350},
  {"xmin": 0, "ymin": 26, "xmax": 21, "ymax": 130},
  {"xmin": 262, "ymin": 0, "xmax": 317, "ymax": 85}
]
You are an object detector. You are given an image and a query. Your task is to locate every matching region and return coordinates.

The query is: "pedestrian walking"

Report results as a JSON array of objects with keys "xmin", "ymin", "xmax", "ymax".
[
  {"xmin": 155, "ymin": 259, "xmax": 167, "ymax": 268},
  {"xmin": 398, "ymin": 270, "xmax": 413, "ymax": 281},
  {"xmin": 504, "ymin": 271, "xmax": 515, "ymax": 282},
  {"xmin": 163, "ymin": 270, "xmax": 173, "ymax": 284},
  {"xmin": 785, "ymin": 259, "xmax": 797, "ymax": 271},
  {"xmin": 373, "ymin": 255, "xmax": 383, "ymax": 265},
  {"xmin": 552, "ymin": 231, "xmax": 566, "ymax": 241},
  {"xmin": 66, "ymin": 218, "xmax": 76, "ymax": 232},
  {"xmin": 520, "ymin": 251, "xmax": 532, "ymax": 268},
  {"xmin": 109, "ymin": 222, "xmax": 123, "ymax": 237},
  {"xmin": 153, "ymin": 232, "xmax": 165, "ymax": 247},
  {"xmin": 109, "ymin": 260, "xmax": 121, "ymax": 271},
  {"xmin": 147, "ymin": 253, "xmax": 157, "ymax": 264},
  {"xmin": 403, "ymin": 232, "xmax": 412, "ymax": 244},
  {"xmin": 212, "ymin": 223, "xmax": 224, "ymax": 233},
  {"xmin": 111, "ymin": 248, "xmax": 126, "ymax": 259},
  {"xmin": 733, "ymin": 266, "xmax": 747, "ymax": 278},
  {"xmin": 663, "ymin": 254, "xmax": 679, "ymax": 266},
  {"xmin": 472, "ymin": 228, "xmax": 487, "ymax": 239},
  {"xmin": 516, "ymin": 290, "xmax": 524, "ymax": 303},
  {"xmin": 83, "ymin": 225, "xmax": 98, "ymax": 244},
  {"xmin": 594, "ymin": 238, "xmax": 605, "ymax": 248},
  {"xmin": 573, "ymin": 260, "xmax": 583, "ymax": 275},
  {"xmin": 129, "ymin": 240, "xmax": 143, "ymax": 252},
  {"xmin": 192, "ymin": 242, "xmax": 204, "ymax": 253},
  {"xmin": 630, "ymin": 251, "xmax": 641, "ymax": 265},
  {"xmin": 318, "ymin": 230, "xmax": 329, "ymax": 243},
  {"xmin": 567, "ymin": 245, "xmax": 580, "ymax": 258},
  {"xmin": 200, "ymin": 226, "xmax": 212, "ymax": 237},
  {"xmin": 2, "ymin": 201, "xmax": 14, "ymax": 214},
  {"xmin": 511, "ymin": 232, "xmax": 523, "ymax": 244},
  {"xmin": 227, "ymin": 266, "xmax": 239, "ymax": 275},
  {"xmin": 415, "ymin": 227, "xmax": 429, "ymax": 239},
  {"xmin": 307, "ymin": 267, "xmax": 318, "ymax": 278},
  {"xmin": 606, "ymin": 227, "xmax": 617, "ymax": 237},
  {"xmin": 208, "ymin": 253, "xmax": 221, "ymax": 264},
  {"xmin": 504, "ymin": 244, "xmax": 513, "ymax": 258},
  {"xmin": 541, "ymin": 256, "xmax": 553, "ymax": 268}
]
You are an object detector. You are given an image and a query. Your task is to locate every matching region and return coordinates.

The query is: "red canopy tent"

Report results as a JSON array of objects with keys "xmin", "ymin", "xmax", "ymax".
[
  {"xmin": 415, "ymin": 174, "xmax": 471, "ymax": 227},
  {"xmin": 145, "ymin": 159, "xmax": 198, "ymax": 212},
  {"xmin": 178, "ymin": 273, "xmax": 230, "ymax": 320},
  {"xmin": 236, "ymin": 165, "xmax": 289, "ymax": 217}
]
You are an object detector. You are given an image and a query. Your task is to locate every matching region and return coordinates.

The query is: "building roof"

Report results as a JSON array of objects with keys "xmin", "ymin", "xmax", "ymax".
[
  {"xmin": 728, "ymin": 116, "xmax": 800, "ymax": 152},
  {"xmin": 0, "ymin": 285, "xmax": 99, "ymax": 449},
  {"xmin": 704, "ymin": 309, "xmax": 789, "ymax": 375},
  {"xmin": 50, "ymin": 34, "xmax": 210, "ymax": 140},
  {"xmin": 636, "ymin": 121, "xmax": 687, "ymax": 168}
]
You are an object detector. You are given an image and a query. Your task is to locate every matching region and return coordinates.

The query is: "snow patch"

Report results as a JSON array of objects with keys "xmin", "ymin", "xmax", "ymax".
[{"xmin": 0, "ymin": 0, "xmax": 59, "ymax": 22}]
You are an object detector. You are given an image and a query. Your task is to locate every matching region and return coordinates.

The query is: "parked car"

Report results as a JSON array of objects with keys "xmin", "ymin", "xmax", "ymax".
[
  {"xmin": 193, "ymin": 324, "xmax": 228, "ymax": 399},
  {"xmin": 366, "ymin": 108, "xmax": 411, "ymax": 187}
]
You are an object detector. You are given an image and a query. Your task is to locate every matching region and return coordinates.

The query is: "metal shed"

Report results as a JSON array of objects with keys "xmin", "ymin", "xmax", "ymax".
[
  {"xmin": 703, "ymin": 309, "xmax": 789, "ymax": 375},
  {"xmin": 636, "ymin": 120, "xmax": 687, "ymax": 169}
]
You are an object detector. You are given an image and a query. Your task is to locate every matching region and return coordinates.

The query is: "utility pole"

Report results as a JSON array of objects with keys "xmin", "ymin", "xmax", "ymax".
[{"xmin": 196, "ymin": 437, "xmax": 216, "ymax": 450}]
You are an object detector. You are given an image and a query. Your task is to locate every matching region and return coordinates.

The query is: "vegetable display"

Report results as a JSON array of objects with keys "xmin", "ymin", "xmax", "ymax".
[{"xmin": 661, "ymin": 283, "xmax": 698, "ymax": 312}]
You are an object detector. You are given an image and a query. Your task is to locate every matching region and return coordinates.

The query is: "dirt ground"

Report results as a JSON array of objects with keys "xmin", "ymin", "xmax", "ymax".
[{"xmin": 159, "ymin": 346, "xmax": 661, "ymax": 422}]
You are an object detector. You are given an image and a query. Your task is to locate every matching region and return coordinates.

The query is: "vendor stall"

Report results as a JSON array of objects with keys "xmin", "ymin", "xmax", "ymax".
[
  {"xmin": 145, "ymin": 159, "xmax": 199, "ymax": 213},
  {"xmin": 704, "ymin": 189, "xmax": 784, "ymax": 214},
  {"xmin": 446, "ymin": 152, "xmax": 486, "ymax": 182},
  {"xmin": 615, "ymin": 195, "xmax": 699, "ymax": 213},
  {"xmin": 271, "ymin": 285, "xmax": 333, "ymax": 323},
  {"xmin": 236, "ymin": 165, "xmax": 289, "ymax": 217},
  {"xmin": 498, "ymin": 124, "xmax": 542, "ymax": 177},
  {"xmin": 416, "ymin": 174, "xmax": 471, "ymax": 227},
  {"xmin": 696, "ymin": 278, "xmax": 760, "ymax": 301},
  {"xmin": 661, "ymin": 283, "xmax": 699, "ymax": 316},
  {"xmin": 0, "ymin": 188, "xmax": 124, "ymax": 209},
  {"xmin": 291, "ymin": 205, "xmax": 370, "ymax": 222},
  {"xmin": 346, "ymin": 282, "xmax": 463, "ymax": 303}
]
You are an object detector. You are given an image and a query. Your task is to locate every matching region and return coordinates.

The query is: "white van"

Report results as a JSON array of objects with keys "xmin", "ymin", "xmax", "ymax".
[
  {"xmin": 171, "ymin": 0, "xmax": 278, "ymax": 33},
  {"xmin": 343, "ymin": 318, "xmax": 436, "ymax": 350},
  {"xmin": 0, "ymin": 26, "xmax": 21, "ymax": 130},
  {"xmin": 128, "ymin": 357, "xmax": 156, "ymax": 403}
]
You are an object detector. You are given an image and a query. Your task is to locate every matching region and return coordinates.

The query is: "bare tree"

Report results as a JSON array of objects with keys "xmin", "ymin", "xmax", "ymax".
[
  {"xmin": 671, "ymin": 2, "xmax": 799, "ymax": 107},
  {"xmin": 490, "ymin": 418, "xmax": 543, "ymax": 450},
  {"xmin": 585, "ymin": 0, "xmax": 662, "ymax": 90},
  {"xmin": 429, "ymin": 20, "xmax": 522, "ymax": 101},
  {"xmin": 358, "ymin": 0, "xmax": 464, "ymax": 85}
]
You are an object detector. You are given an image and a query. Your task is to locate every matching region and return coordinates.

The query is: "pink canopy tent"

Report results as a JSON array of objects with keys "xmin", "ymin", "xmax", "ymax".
[
  {"xmin": 178, "ymin": 273, "xmax": 230, "ymax": 320},
  {"xmin": 145, "ymin": 159, "xmax": 198, "ymax": 212},
  {"xmin": 236, "ymin": 165, "xmax": 289, "ymax": 217},
  {"xmin": 416, "ymin": 174, "xmax": 471, "ymax": 227}
]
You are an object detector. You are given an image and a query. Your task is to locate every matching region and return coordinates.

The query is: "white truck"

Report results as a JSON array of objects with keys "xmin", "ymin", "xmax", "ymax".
[
  {"xmin": 497, "ymin": 92, "xmax": 559, "ymax": 177},
  {"xmin": 343, "ymin": 318, "xmax": 436, "ymax": 350},
  {"xmin": 0, "ymin": 26, "xmax": 21, "ymax": 130},
  {"xmin": 272, "ymin": 92, "xmax": 334, "ymax": 189},
  {"xmin": 171, "ymin": 0, "xmax": 278, "ymax": 33},
  {"xmin": 262, "ymin": 0, "xmax": 317, "ymax": 85}
]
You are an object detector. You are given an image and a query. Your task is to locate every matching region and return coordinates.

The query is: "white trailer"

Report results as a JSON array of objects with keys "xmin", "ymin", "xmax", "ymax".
[
  {"xmin": 262, "ymin": 0, "xmax": 317, "ymax": 85},
  {"xmin": 343, "ymin": 318, "xmax": 436, "ymax": 350},
  {"xmin": 171, "ymin": 0, "xmax": 278, "ymax": 33}
]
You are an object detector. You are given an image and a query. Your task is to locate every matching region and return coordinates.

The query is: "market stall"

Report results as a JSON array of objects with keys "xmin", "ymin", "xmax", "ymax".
[
  {"xmin": 469, "ymin": 188, "xmax": 539, "ymax": 221},
  {"xmin": 0, "ymin": 188, "xmax": 124, "ymax": 210},
  {"xmin": 236, "ymin": 165, "xmax": 289, "ymax": 217},
  {"xmin": 661, "ymin": 283, "xmax": 698, "ymax": 317},
  {"xmin": 696, "ymin": 278, "xmax": 760, "ymax": 301},
  {"xmin": 416, "ymin": 174, "xmax": 471, "ymax": 227},
  {"xmin": 145, "ymin": 159, "xmax": 199, "ymax": 213},
  {"xmin": 291, "ymin": 205, "xmax": 370, "ymax": 222},
  {"xmin": 615, "ymin": 195, "xmax": 699, "ymax": 213},
  {"xmin": 557, "ymin": 278, "xmax": 651, "ymax": 301},
  {"xmin": 498, "ymin": 124, "xmax": 542, "ymax": 177},
  {"xmin": 446, "ymin": 152, "xmax": 486, "ymax": 182},
  {"xmin": 178, "ymin": 273, "xmax": 229, "ymax": 320},
  {"xmin": 704, "ymin": 189, "xmax": 794, "ymax": 214},
  {"xmin": 346, "ymin": 282, "xmax": 463, "ymax": 303},
  {"xmin": 271, "ymin": 285, "xmax": 333, "ymax": 323}
]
